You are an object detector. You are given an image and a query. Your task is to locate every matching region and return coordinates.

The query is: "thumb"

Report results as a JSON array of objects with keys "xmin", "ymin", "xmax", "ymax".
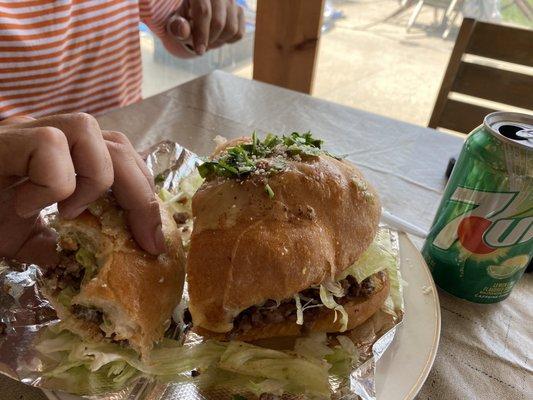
[{"xmin": 168, "ymin": 15, "xmax": 191, "ymax": 40}]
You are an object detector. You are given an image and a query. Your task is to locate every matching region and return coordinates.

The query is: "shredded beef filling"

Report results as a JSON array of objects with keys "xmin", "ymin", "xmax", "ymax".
[
  {"xmin": 71, "ymin": 304, "xmax": 103, "ymax": 325},
  {"xmin": 173, "ymin": 212, "xmax": 189, "ymax": 225},
  {"xmin": 259, "ymin": 394, "xmax": 280, "ymax": 400},
  {"xmin": 44, "ymin": 250, "xmax": 84, "ymax": 292},
  {"xmin": 45, "ymin": 243, "xmax": 105, "ymax": 326},
  {"xmin": 229, "ymin": 272, "xmax": 384, "ymax": 337}
]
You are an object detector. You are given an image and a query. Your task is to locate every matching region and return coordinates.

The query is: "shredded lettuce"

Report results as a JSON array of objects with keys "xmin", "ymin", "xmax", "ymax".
[
  {"xmin": 158, "ymin": 170, "xmax": 204, "ymax": 250},
  {"xmin": 99, "ymin": 316, "xmax": 114, "ymax": 337},
  {"xmin": 158, "ymin": 170, "xmax": 204, "ymax": 216},
  {"xmin": 294, "ymin": 333, "xmax": 333, "ymax": 360},
  {"xmin": 54, "ymin": 247, "xmax": 97, "ymax": 306},
  {"xmin": 322, "ymin": 280, "xmax": 345, "ymax": 297},
  {"xmin": 324, "ymin": 346, "xmax": 353, "ymax": 377},
  {"xmin": 144, "ymin": 339, "xmax": 226, "ymax": 377},
  {"xmin": 37, "ymin": 328, "xmax": 334, "ymax": 398},
  {"xmin": 195, "ymin": 365, "xmax": 306, "ymax": 399},
  {"xmin": 158, "ymin": 187, "xmax": 173, "ymax": 202},
  {"xmin": 319, "ymin": 284, "xmax": 349, "ymax": 332},
  {"xmin": 219, "ymin": 341, "xmax": 331, "ymax": 399},
  {"xmin": 36, "ymin": 328, "xmax": 225, "ymax": 395},
  {"xmin": 43, "ymin": 363, "xmax": 140, "ymax": 395},
  {"xmin": 383, "ymin": 249, "xmax": 404, "ymax": 313},
  {"xmin": 35, "ymin": 329, "xmax": 79, "ymax": 354},
  {"xmin": 75, "ymin": 247, "xmax": 97, "ymax": 284},
  {"xmin": 326, "ymin": 335, "xmax": 358, "ymax": 377},
  {"xmin": 294, "ymin": 294, "xmax": 304, "ymax": 325},
  {"xmin": 291, "ymin": 294, "xmax": 323, "ymax": 327},
  {"xmin": 336, "ymin": 335, "xmax": 358, "ymax": 361},
  {"xmin": 75, "ymin": 247, "xmax": 95, "ymax": 269},
  {"xmin": 36, "ymin": 330, "xmax": 141, "ymax": 393},
  {"xmin": 339, "ymin": 229, "xmax": 396, "ymax": 284},
  {"xmin": 56, "ymin": 286, "xmax": 77, "ymax": 307},
  {"xmin": 295, "ymin": 333, "xmax": 357, "ymax": 379},
  {"xmin": 351, "ymin": 229, "xmax": 403, "ymax": 314}
]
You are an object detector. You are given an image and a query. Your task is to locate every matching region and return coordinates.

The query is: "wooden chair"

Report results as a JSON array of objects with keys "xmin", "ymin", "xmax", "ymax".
[
  {"xmin": 406, "ymin": 0, "xmax": 464, "ymax": 37},
  {"xmin": 428, "ymin": 18, "xmax": 533, "ymax": 134}
]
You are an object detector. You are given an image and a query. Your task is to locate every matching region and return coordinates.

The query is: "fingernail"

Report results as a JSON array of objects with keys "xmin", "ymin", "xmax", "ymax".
[
  {"xmin": 153, "ymin": 224, "xmax": 166, "ymax": 254},
  {"xmin": 196, "ymin": 44, "xmax": 206, "ymax": 55}
]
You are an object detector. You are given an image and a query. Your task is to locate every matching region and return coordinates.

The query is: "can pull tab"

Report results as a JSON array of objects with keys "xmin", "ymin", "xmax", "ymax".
[
  {"xmin": 516, "ymin": 129, "xmax": 533, "ymax": 148},
  {"xmin": 516, "ymin": 129, "xmax": 533, "ymax": 142}
]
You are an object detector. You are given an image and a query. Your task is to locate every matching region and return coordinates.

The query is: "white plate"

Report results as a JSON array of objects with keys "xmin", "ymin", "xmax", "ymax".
[
  {"xmin": 45, "ymin": 233, "xmax": 441, "ymax": 400},
  {"xmin": 376, "ymin": 233, "xmax": 441, "ymax": 399}
]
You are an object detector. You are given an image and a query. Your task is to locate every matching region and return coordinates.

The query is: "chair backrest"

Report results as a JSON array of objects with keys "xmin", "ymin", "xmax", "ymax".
[{"xmin": 428, "ymin": 18, "xmax": 533, "ymax": 134}]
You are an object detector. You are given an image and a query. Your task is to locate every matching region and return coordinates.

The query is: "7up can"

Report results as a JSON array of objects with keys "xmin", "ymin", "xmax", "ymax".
[{"xmin": 422, "ymin": 112, "xmax": 532, "ymax": 303}]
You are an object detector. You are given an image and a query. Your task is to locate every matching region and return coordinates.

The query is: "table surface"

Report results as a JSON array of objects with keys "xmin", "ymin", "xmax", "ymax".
[{"xmin": 3, "ymin": 71, "xmax": 531, "ymax": 400}]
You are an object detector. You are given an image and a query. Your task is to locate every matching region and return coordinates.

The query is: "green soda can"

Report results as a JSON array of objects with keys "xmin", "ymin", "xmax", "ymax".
[{"xmin": 422, "ymin": 112, "xmax": 532, "ymax": 303}]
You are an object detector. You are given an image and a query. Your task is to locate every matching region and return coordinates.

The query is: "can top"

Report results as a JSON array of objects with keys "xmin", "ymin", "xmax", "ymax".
[{"xmin": 484, "ymin": 112, "xmax": 533, "ymax": 150}]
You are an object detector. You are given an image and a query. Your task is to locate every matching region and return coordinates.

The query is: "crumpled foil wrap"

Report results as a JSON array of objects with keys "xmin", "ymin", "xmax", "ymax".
[{"xmin": 0, "ymin": 141, "xmax": 404, "ymax": 400}]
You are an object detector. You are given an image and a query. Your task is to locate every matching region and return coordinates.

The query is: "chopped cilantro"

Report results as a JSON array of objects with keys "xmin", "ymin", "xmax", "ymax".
[
  {"xmin": 198, "ymin": 132, "xmax": 329, "ymax": 181},
  {"xmin": 154, "ymin": 173, "xmax": 166, "ymax": 184},
  {"xmin": 265, "ymin": 183, "xmax": 275, "ymax": 199}
]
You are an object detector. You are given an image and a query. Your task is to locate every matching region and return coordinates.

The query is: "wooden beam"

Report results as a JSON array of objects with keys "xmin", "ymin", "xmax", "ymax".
[
  {"xmin": 453, "ymin": 61, "xmax": 533, "ymax": 111},
  {"xmin": 438, "ymin": 99, "xmax": 495, "ymax": 134},
  {"xmin": 253, "ymin": 0, "xmax": 325, "ymax": 94},
  {"xmin": 467, "ymin": 19, "xmax": 533, "ymax": 67}
]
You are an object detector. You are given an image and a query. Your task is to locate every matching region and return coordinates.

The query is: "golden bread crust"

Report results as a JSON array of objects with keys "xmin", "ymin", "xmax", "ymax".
[{"xmin": 187, "ymin": 141, "xmax": 381, "ymax": 333}]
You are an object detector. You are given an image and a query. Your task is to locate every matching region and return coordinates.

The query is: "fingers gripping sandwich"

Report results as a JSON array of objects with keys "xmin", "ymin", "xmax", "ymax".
[
  {"xmin": 42, "ymin": 196, "xmax": 185, "ymax": 357},
  {"xmin": 187, "ymin": 133, "xmax": 389, "ymax": 341}
]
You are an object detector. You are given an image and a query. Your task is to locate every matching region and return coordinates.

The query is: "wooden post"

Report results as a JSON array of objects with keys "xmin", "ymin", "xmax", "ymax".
[{"xmin": 253, "ymin": 0, "xmax": 325, "ymax": 94}]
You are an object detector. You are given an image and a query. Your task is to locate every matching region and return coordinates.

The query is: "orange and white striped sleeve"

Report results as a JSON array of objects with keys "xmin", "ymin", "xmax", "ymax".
[{"xmin": 0, "ymin": 0, "xmax": 144, "ymax": 119}]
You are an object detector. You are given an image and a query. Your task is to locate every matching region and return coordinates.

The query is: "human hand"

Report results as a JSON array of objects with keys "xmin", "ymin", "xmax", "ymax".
[
  {"xmin": 0, "ymin": 113, "xmax": 165, "ymax": 265},
  {"xmin": 167, "ymin": 0, "xmax": 245, "ymax": 55}
]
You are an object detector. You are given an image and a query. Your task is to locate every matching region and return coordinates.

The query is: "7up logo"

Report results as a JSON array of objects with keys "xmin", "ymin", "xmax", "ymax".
[{"xmin": 433, "ymin": 187, "xmax": 533, "ymax": 254}]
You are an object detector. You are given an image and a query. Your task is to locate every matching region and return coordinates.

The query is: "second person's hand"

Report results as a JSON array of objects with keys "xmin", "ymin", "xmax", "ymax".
[{"xmin": 167, "ymin": 0, "xmax": 245, "ymax": 55}]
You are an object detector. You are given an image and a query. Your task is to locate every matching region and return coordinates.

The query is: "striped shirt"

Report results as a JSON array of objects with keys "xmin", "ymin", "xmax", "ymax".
[{"xmin": 0, "ymin": 0, "xmax": 180, "ymax": 119}]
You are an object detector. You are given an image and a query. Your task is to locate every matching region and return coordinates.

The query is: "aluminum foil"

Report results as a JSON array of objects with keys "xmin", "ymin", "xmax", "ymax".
[{"xmin": 0, "ymin": 141, "xmax": 404, "ymax": 400}]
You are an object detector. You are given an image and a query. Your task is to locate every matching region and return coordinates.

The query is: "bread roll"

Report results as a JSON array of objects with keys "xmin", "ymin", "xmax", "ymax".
[
  {"xmin": 187, "ymin": 137, "xmax": 381, "ymax": 333},
  {"xmin": 43, "ymin": 196, "xmax": 185, "ymax": 357}
]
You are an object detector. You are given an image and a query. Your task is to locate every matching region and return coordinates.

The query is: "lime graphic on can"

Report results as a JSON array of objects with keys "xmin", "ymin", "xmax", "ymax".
[
  {"xmin": 422, "ymin": 112, "xmax": 533, "ymax": 303},
  {"xmin": 487, "ymin": 255, "xmax": 529, "ymax": 279}
]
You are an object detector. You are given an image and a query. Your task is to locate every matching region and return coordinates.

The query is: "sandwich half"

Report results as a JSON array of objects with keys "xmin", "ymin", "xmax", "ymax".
[
  {"xmin": 187, "ymin": 133, "xmax": 389, "ymax": 341},
  {"xmin": 42, "ymin": 196, "xmax": 185, "ymax": 357}
]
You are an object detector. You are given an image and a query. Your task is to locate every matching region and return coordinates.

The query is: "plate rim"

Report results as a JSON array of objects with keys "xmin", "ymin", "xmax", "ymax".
[{"xmin": 399, "ymin": 234, "xmax": 441, "ymax": 400}]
